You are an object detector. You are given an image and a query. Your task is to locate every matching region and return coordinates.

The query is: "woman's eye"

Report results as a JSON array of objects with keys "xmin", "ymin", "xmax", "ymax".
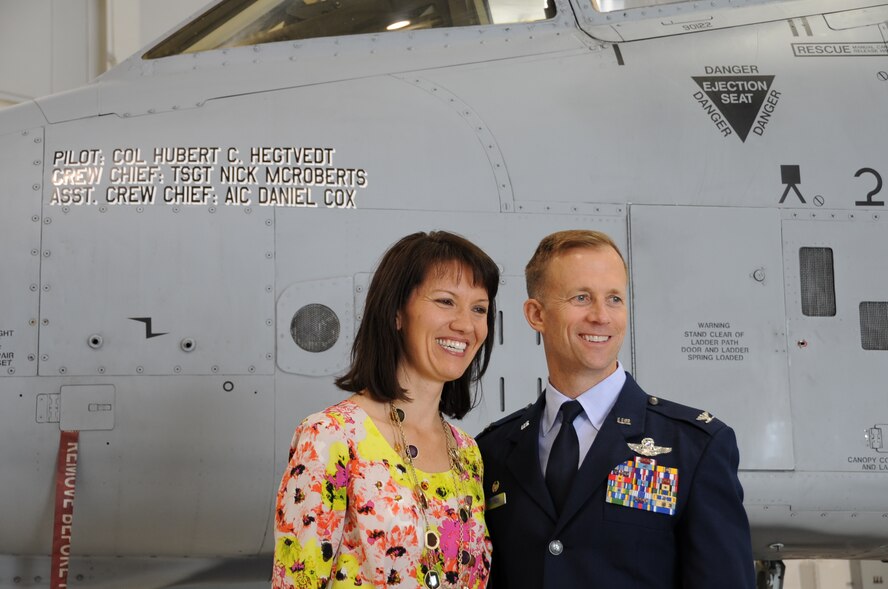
[
  {"xmin": 436, "ymin": 298, "xmax": 454, "ymax": 306},
  {"xmin": 473, "ymin": 306, "xmax": 488, "ymax": 315}
]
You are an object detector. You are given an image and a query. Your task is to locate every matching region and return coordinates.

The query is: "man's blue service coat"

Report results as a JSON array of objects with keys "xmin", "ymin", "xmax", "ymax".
[{"xmin": 477, "ymin": 373, "xmax": 754, "ymax": 589}]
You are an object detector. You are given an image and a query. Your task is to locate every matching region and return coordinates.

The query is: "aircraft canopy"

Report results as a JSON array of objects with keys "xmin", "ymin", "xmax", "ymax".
[{"xmin": 144, "ymin": 0, "xmax": 553, "ymax": 58}]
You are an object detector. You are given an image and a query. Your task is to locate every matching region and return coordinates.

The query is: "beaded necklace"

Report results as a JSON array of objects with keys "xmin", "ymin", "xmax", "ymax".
[{"xmin": 389, "ymin": 402, "xmax": 473, "ymax": 589}]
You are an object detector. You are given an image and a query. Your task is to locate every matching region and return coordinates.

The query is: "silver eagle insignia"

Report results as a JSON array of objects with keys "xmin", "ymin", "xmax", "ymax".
[
  {"xmin": 696, "ymin": 411, "xmax": 714, "ymax": 424},
  {"xmin": 628, "ymin": 437, "xmax": 672, "ymax": 457}
]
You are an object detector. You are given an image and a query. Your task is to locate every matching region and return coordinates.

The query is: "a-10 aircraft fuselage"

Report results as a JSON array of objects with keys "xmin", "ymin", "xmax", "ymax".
[{"xmin": 1, "ymin": 0, "xmax": 887, "ymax": 586}]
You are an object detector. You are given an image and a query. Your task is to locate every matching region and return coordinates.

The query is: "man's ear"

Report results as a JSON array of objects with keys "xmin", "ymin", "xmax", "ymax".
[{"xmin": 524, "ymin": 298, "xmax": 545, "ymax": 334}]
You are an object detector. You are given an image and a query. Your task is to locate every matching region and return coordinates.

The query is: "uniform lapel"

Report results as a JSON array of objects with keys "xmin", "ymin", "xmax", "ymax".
[
  {"xmin": 505, "ymin": 396, "xmax": 557, "ymax": 522},
  {"xmin": 554, "ymin": 375, "xmax": 648, "ymax": 532}
]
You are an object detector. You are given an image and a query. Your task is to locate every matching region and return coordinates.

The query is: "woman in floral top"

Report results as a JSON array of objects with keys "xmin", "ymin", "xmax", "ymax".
[{"xmin": 274, "ymin": 231, "xmax": 499, "ymax": 589}]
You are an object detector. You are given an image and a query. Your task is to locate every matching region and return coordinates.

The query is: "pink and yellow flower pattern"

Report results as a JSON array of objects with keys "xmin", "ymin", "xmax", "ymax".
[{"xmin": 273, "ymin": 400, "xmax": 491, "ymax": 588}]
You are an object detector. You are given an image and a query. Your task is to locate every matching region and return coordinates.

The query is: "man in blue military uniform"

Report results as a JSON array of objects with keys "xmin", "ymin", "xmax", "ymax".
[{"xmin": 477, "ymin": 230, "xmax": 754, "ymax": 588}]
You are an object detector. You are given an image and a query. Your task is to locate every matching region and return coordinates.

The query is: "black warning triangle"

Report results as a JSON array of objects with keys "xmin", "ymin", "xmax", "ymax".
[{"xmin": 692, "ymin": 76, "xmax": 775, "ymax": 142}]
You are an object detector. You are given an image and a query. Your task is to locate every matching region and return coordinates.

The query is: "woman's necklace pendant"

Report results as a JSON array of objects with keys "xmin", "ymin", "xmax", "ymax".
[
  {"xmin": 425, "ymin": 530, "xmax": 440, "ymax": 549},
  {"xmin": 424, "ymin": 569, "xmax": 442, "ymax": 589},
  {"xmin": 460, "ymin": 550, "xmax": 472, "ymax": 566}
]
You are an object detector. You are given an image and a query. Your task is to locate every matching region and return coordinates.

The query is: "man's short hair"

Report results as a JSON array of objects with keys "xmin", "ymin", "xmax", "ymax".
[{"xmin": 525, "ymin": 230, "xmax": 626, "ymax": 298}]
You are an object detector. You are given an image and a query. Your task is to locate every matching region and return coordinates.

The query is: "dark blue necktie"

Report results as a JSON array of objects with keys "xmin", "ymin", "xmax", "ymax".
[{"xmin": 545, "ymin": 400, "xmax": 584, "ymax": 513}]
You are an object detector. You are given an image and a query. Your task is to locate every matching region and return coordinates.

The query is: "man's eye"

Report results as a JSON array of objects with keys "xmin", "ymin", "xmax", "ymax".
[
  {"xmin": 609, "ymin": 296, "xmax": 623, "ymax": 304},
  {"xmin": 574, "ymin": 294, "xmax": 589, "ymax": 303}
]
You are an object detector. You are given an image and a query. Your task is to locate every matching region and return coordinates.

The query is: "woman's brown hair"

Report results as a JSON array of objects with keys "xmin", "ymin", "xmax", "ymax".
[{"xmin": 335, "ymin": 231, "xmax": 499, "ymax": 419}]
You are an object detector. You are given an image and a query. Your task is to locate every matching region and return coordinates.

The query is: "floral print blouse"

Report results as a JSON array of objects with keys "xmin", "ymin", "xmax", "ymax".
[{"xmin": 273, "ymin": 399, "xmax": 492, "ymax": 589}]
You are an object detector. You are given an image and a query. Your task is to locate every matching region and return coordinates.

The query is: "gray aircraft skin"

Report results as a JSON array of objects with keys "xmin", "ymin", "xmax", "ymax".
[{"xmin": 1, "ymin": 0, "xmax": 887, "ymax": 586}]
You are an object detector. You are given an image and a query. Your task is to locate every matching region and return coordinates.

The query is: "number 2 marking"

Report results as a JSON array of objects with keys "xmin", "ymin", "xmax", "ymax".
[{"xmin": 854, "ymin": 168, "xmax": 885, "ymax": 206}]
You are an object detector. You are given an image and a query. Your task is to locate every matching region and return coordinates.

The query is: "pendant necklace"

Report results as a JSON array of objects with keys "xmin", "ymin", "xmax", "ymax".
[{"xmin": 389, "ymin": 402, "xmax": 473, "ymax": 589}]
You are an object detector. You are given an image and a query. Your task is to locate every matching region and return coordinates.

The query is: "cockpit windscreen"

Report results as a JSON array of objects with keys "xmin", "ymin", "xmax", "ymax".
[{"xmin": 144, "ymin": 0, "xmax": 554, "ymax": 58}]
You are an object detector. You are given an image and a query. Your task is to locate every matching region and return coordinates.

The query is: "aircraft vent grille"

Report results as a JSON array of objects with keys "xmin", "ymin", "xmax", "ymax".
[
  {"xmin": 291, "ymin": 304, "xmax": 341, "ymax": 353},
  {"xmin": 799, "ymin": 247, "xmax": 836, "ymax": 317},
  {"xmin": 859, "ymin": 302, "xmax": 888, "ymax": 351}
]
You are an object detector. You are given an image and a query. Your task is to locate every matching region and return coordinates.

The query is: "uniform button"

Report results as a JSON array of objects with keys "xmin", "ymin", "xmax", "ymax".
[
  {"xmin": 649, "ymin": 396, "xmax": 659, "ymax": 406},
  {"xmin": 548, "ymin": 540, "xmax": 563, "ymax": 555}
]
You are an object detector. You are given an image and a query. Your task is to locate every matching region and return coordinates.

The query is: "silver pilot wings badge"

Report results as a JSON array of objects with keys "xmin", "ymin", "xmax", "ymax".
[{"xmin": 628, "ymin": 437, "xmax": 673, "ymax": 457}]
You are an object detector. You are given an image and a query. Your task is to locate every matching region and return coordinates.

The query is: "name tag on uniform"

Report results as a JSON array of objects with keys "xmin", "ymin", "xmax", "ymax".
[
  {"xmin": 606, "ymin": 457, "xmax": 679, "ymax": 516},
  {"xmin": 486, "ymin": 492, "xmax": 507, "ymax": 511}
]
